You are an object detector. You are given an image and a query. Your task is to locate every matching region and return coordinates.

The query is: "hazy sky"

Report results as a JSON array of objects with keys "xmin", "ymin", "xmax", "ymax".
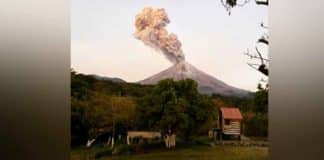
[{"xmin": 71, "ymin": 0, "xmax": 268, "ymax": 91}]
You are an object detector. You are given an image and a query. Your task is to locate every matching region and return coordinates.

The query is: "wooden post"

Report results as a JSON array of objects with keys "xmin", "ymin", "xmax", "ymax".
[
  {"xmin": 127, "ymin": 135, "xmax": 130, "ymax": 145},
  {"xmin": 220, "ymin": 133, "xmax": 222, "ymax": 143},
  {"xmin": 111, "ymin": 137, "xmax": 114, "ymax": 148},
  {"xmin": 106, "ymin": 137, "xmax": 111, "ymax": 147}
]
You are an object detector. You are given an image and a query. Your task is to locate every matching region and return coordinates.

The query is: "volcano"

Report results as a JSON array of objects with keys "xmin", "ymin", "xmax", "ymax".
[{"xmin": 139, "ymin": 61, "xmax": 250, "ymax": 97}]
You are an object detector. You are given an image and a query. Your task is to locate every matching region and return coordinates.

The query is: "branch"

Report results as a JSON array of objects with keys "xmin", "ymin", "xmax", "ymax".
[
  {"xmin": 247, "ymin": 63, "xmax": 261, "ymax": 70},
  {"xmin": 221, "ymin": 0, "xmax": 251, "ymax": 15},
  {"xmin": 236, "ymin": 0, "xmax": 251, "ymax": 7},
  {"xmin": 255, "ymin": 47, "xmax": 265, "ymax": 64},
  {"xmin": 245, "ymin": 52, "xmax": 260, "ymax": 60},
  {"xmin": 247, "ymin": 63, "xmax": 269, "ymax": 76},
  {"xmin": 258, "ymin": 37, "xmax": 269, "ymax": 45},
  {"xmin": 255, "ymin": 0, "xmax": 269, "ymax": 5},
  {"xmin": 244, "ymin": 49, "xmax": 269, "ymax": 62},
  {"xmin": 245, "ymin": 47, "xmax": 269, "ymax": 76}
]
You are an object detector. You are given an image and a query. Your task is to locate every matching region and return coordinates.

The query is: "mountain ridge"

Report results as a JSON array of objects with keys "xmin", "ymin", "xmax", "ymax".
[
  {"xmin": 139, "ymin": 61, "xmax": 250, "ymax": 97},
  {"xmin": 90, "ymin": 74, "xmax": 126, "ymax": 83}
]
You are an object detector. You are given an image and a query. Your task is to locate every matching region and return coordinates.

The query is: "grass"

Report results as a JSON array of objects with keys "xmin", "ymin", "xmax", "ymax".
[
  {"xmin": 71, "ymin": 145, "xmax": 268, "ymax": 160},
  {"xmin": 248, "ymin": 137, "xmax": 268, "ymax": 141}
]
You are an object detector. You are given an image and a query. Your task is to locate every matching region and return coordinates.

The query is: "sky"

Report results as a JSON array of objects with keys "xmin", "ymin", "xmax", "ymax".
[{"xmin": 71, "ymin": 0, "xmax": 268, "ymax": 91}]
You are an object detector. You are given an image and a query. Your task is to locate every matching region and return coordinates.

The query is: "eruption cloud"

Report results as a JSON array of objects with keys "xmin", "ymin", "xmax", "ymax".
[{"xmin": 133, "ymin": 7, "xmax": 185, "ymax": 64}]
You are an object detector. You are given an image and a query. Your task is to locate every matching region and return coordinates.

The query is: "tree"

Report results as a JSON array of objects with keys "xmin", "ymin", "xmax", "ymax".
[
  {"xmin": 221, "ymin": 0, "xmax": 269, "ymax": 14},
  {"xmin": 85, "ymin": 93, "xmax": 114, "ymax": 147},
  {"xmin": 136, "ymin": 79, "xmax": 215, "ymax": 140},
  {"xmin": 71, "ymin": 70, "xmax": 154, "ymax": 146},
  {"xmin": 220, "ymin": 0, "xmax": 269, "ymax": 76},
  {"xmin": 110, "ymin": 96, "xmax": 136, "ymax": 147},
  {"xmin": 245, "ymin": 36, "xmax": 269, "ymax": 76},
  {"xmin": 71, "ymin": 92, "xmax": 114, "ymax": 147},
  {"xmin": 252, "ymin": 83, "xmax": 268, "ymax": 113}
]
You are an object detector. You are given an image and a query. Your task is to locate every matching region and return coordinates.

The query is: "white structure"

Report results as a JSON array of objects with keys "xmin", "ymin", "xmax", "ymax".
[
  {"xmin": 165, "ymin": 134, "xmax": 176, "ymax": 148},
  {"xmin": 126, "ymin": 131, "xmax": 161, "ymax": 145}
]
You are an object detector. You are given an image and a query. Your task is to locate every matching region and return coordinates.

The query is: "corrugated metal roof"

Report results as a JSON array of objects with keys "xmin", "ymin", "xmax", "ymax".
[{"xmin": 220, "ymin": 107, "xmax": 243, "ymax": 120}]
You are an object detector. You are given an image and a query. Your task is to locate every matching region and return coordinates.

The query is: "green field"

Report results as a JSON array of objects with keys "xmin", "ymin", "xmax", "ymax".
[{"xmin": 71, "ymin": 146, "xmax": 268, "ymax": 160}]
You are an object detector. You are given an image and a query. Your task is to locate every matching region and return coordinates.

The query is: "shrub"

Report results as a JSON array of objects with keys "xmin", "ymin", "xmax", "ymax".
[
  {"xmin": 94, "ymin": 148, "xmax": 112, "ymax": 159},
  {"xmin": 112, "ymin": 144, "xmax": 135, "ymax": 155},
  {"xmin": 243, "ymin": 112, "xmax": 268, "ymax": 137},
  {"xmin": 191, "ymin": 136, "xmax": 213, "ymax": 146}
]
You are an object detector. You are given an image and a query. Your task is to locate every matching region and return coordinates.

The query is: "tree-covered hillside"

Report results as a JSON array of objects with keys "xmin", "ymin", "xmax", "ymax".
[{"xmin": 71, "ymin": 70, "xmax": 268, "ymax": 146}]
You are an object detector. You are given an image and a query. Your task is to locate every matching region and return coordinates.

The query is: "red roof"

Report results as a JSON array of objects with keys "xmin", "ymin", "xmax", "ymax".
[{"xmin": 220, "ymin": 107, "xmax": 243, "ymax": 120}]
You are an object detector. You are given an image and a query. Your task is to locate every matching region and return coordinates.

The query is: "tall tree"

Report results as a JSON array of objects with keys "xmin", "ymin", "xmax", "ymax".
[{"xmin": 136, "ymin": 79, "xmax": 215, "ymax": 139}]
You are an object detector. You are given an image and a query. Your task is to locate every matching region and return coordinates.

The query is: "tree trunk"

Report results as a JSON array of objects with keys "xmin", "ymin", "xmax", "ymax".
[
  {"xmin": 105, "ymin": 137, "xmax": 111, "ymax": 147},
  {"xmin": 111, "ymin": 137, "xmax": 115, "ymax": 148}
]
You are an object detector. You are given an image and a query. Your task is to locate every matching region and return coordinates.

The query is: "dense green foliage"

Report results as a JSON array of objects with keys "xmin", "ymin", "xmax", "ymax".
[
  {"xmin": 135, "ymin": 79, "xmax": 216, "ymax": 139},
  {"xmin": 71, "ymin": 70, "xmax": 268, "ymax": 146},
  {"xmin": 244, "ymin": 84, "xmax": 268, "ymax": 137},
  {"xmin": 253, "ymin": 84, "xmax": 268, "ymax": 113},
  {"xmin": 71, "ymin": 70, "xmax": 153, "ymax": 145},
  {"xmin": 243, "ymin": 112, "xmax": 268, "ymax": 137}
]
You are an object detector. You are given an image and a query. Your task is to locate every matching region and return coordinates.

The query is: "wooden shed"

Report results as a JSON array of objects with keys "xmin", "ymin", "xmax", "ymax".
[{"xmin": 218, "ymin": 107, "xmax": 243, "ymax": 136}]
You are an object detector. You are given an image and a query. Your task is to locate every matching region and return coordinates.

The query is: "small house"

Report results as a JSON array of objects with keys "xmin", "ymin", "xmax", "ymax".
[{"xmin": 218, "ymin": 107, "xmax": 243, "ymax": 137}]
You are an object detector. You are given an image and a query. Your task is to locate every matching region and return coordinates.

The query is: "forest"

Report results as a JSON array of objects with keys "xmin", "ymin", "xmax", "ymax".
[{"xmin": 71, "ymin": 70, "xmax": 268, "ymax": 147}]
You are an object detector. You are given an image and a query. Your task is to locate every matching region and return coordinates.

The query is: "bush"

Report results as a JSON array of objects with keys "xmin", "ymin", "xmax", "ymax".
[
  {"xmin": 173, "ymin": 136, "xmax": 212, "ymax": 147},
  {"xmin": 95, "ymin": 144, "xmax": 136, "ymax": 159},
  {"xmin": 112, "ymin": 144, "xmax": 135, "ymax": 155},
  {"xmin": 191, "ymin": 136, "xmax": 213, "ymax": 146},
  {"xmin": 94, "ymin": 148, "xmax": 113, "ymax": 159},
  {"xmin": 243, "ymin": 112, "xmax": 268, "ymax": 137}
]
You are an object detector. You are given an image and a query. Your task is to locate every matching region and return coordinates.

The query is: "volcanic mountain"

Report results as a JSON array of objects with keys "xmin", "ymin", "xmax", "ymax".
[{"xmin": 139, "ymin": 61, "xmax": 250, "ymax": 97}]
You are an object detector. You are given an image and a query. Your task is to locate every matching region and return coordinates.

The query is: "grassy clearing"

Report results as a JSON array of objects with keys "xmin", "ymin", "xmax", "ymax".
[{"xmin": 71, "ymin": 146, "xmax": 268, "ymax": 160}]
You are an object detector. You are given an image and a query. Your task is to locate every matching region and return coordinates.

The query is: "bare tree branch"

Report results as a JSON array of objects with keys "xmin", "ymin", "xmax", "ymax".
[
  {"xmin": 247, "ymin": 63, "xmax": 262, "ymax": 66},
  {"xmin": 220, "ymin": 0, "xmax": 269, "ymax": 76},
  {"xmin": 247, "ymin": 63, "xmax": 261, "ymax": 70},
  {"xmin": 258, "ymin": 37, "xmax": 269, "ymax": 45},
  {"xmin": 255, "ymin": 0, "xmax": 269, "ymax": 5},
  {"xmin": 245, "ymin": 47, "xmax": 269, "ymax": 76},
  {"xmin": 255, "ymin": 47, "xmax": 265, "ymax": 64},
  {"xmin": 244, "ymin": 49, "xmax": 269, "ymax": 62},
  {"xmin": 220, "ymin": 0, "xmax": 251, "ymax": 15},
  {"xmin": 248, "ymin": 63, "xmax": 268, "ymax": 76},
  {"xmin": 236, "ymin": 0, "xmax": 251, "ymax": 7}
]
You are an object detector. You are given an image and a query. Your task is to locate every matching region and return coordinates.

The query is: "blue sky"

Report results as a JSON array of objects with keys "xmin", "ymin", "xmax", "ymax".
[{"xmin": 71, "ymin": 0, "xmax": 268, "ymax": 91}]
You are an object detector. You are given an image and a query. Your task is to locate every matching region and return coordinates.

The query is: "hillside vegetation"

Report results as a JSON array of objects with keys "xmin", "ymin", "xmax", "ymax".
[{"xmin": 71, "ymin": 70, "xmax": 268, "ymax": 146}]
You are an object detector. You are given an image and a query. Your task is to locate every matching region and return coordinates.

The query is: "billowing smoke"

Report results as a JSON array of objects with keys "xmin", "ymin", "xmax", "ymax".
[{"xmin": 133, "ymin": 7, "xmax": 185, "ymax": 64}]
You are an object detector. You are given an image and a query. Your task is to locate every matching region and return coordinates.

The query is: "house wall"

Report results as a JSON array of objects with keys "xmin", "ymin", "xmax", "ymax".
[{"xmin": 222, "ymin": 119, "xmax": 241, "ymax": 135}]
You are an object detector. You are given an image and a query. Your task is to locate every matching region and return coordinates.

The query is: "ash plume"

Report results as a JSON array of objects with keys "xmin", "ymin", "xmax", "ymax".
[{"xmin": 133, "ymin": 7, "xmax": 185, "ymax": 64}]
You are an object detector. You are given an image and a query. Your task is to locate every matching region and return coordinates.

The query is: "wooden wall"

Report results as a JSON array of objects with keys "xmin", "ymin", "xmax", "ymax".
[{"xmin": 222, "ymin": 120, "xmax": 241, "ymax": 135}]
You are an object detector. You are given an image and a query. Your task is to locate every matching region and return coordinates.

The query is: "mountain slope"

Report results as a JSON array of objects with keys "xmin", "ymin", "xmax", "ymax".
[
  {"xmin": 91, "ymin": 74, "xmax": 126, "ymax": 83},
  {"xmin": 139, "ymin": 61, "xmax": 250, "ymax": 97}
]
